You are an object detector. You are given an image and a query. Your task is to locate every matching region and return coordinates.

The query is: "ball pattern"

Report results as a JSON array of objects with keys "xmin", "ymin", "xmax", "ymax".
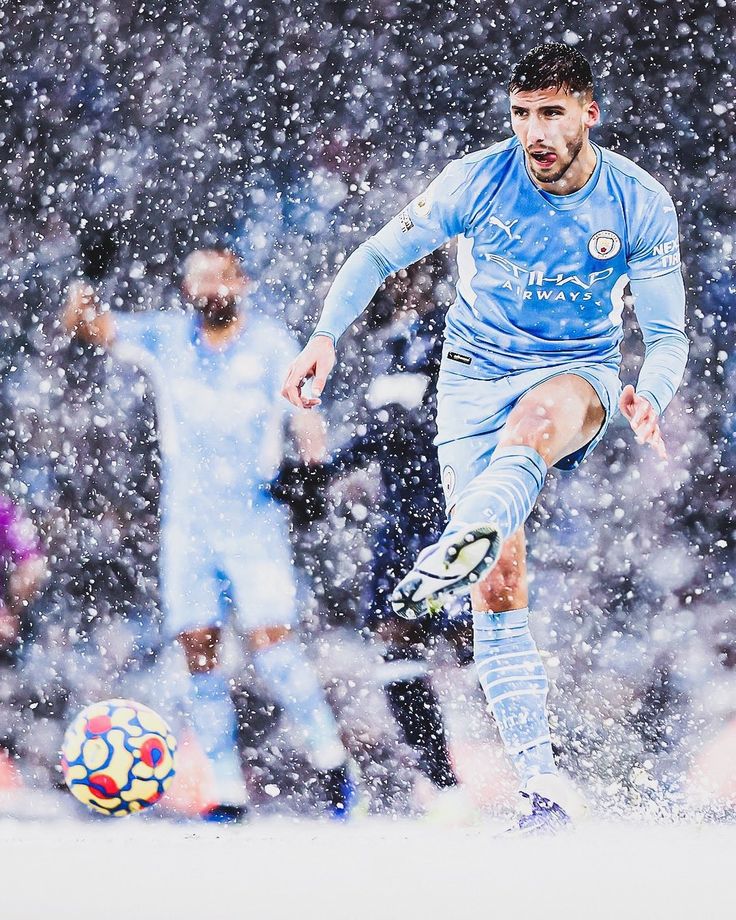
[{"xmin": 61, "ymin": 699, "xmax": 177, "ymax": 816}]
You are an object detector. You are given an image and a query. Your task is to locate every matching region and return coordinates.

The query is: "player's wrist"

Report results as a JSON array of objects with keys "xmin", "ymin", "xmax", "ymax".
[
  {"xmin": 634, "ymin": 389, "xmax": 663, "ymax": 416},
  {"xmin": 309, "ymin": 330, "xmax": 336, "ymax": 347}
]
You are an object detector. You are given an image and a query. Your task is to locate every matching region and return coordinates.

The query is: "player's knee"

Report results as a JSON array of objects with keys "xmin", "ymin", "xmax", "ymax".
[
  {"xmin": 179, "ymin": 627, "xmax": 220, "ymax": 673},
  {"xmin": 248, "ymin": 624, "xmax": 293, "ymax": 652},
  {"xmin": 499, "ymin": 401, "xmax": 557, "ymax": 455}
]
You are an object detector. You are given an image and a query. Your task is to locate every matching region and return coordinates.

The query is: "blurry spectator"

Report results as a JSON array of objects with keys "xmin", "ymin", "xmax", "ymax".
[{"xmin": 0, "ymin": 495, "xmax": 46, "ymax": 660}]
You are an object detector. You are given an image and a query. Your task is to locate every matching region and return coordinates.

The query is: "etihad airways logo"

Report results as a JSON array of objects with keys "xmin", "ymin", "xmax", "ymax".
[{"xmin": 484, "ymin": 254, "xmax": 614, "ymax": 301}]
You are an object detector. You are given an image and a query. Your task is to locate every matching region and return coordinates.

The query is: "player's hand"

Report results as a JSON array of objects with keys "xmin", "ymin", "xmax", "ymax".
[
  {"xmin": 62, "ymin": 281, "xmax": 114, "ymax": 346},
  {"xmin": 619, "ymin": 385, "xmax": 667, "ymax": 460},
  {"xmin": 281, "ymin": 335, "xmax": 336, "ymax": 409}
]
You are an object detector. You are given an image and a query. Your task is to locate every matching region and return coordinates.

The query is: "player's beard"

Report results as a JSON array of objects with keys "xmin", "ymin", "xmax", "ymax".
[
  {"xmin": 196, "ymin": 295, "xmax": 239, "ymax": 328},
  {"xmin": 528, "ymin": 133, "xmax": 585, "ymax": 184}
]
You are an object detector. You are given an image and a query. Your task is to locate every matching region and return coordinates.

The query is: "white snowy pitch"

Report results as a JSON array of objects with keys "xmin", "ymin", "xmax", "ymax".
[{"xmin": 0, "ymin": 816, "xmax": 731, "ymax": 919}]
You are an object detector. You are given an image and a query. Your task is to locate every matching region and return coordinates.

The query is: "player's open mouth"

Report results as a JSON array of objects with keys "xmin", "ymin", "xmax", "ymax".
[{"xmin": 529, "ymin": 150, "xmax": 557, "ymax": 167}]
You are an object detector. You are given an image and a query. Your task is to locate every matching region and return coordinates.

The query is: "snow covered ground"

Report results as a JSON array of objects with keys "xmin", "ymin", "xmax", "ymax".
[{"xmin": 1, "ymin": 812, "xmax": 732, "ymax": 920}]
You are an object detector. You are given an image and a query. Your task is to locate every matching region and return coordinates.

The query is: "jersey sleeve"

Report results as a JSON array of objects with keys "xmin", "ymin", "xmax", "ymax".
[
  {"xmin": 630, "ymin": 271, "xmax": 689, "ymax": 415},
  {"xmin": 626, "ymin": 188, "xmax": 682, "ymax": 281},
  {"xmin": 113, "ymin": 310, "xmax": 174, "ymax": 359},
  {"xmin": 314, "ymin": 157, "xmax": 481, "ymax": 344},
  {"xmin": 625, "ymin": 186, "xmax": 689, "ymax": 414}
]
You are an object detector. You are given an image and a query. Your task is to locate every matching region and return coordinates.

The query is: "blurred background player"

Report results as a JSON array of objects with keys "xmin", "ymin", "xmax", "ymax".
[
  {"xmin": 66, "ymin": 247, "xmax": 354, "ymax": 821},
  {"xmin": 326, "ymin": 276, "xmax": 474, "ymax": 818},
  {"xmin": 0, "ymin": 493, "xmax": 47, "ymax": 776},
  {"xmin": 0, "ymin": 494, "xmax": 46, "ymax": 662}
]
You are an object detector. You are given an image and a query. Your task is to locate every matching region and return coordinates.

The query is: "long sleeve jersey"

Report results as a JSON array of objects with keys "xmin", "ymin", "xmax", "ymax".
[{"xmin": 315, "ymin": 137, "xmax": 689, "ymax": 414}]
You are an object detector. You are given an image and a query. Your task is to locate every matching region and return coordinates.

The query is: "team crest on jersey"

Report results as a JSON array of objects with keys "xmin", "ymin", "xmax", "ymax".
[
  {"xmin": 588, "ymin": 230, "xmax": 621, "ymax": 260},
  {"xmin": 442, "ymin": 465, "xmax": 456, "ymax": 498}
]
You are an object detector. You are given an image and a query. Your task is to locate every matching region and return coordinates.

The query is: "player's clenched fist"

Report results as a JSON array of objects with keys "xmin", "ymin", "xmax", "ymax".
[
  {"xmin": 281, "ymin": 334, "xmax": 336, "ymax": 409},
  {"xmin": 619, "ymin": 384, "xmax": 667, "ymax": 460}
]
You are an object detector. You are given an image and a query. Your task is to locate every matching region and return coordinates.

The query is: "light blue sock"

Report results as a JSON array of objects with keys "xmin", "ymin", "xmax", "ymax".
[
  {"xmin": 188, "ymin": 670, "xmax": 246, "ymax": 802},
  {"xmin": 449, "ymin": 445, "xmax": 547, "ymax": 542},
  {"xmin": 473, "ymin": 607, "xmax": 557, "ymax": 784},
  {"xmin": 253, "ymin": 639, "xmax": 346, "ymax": 772}
]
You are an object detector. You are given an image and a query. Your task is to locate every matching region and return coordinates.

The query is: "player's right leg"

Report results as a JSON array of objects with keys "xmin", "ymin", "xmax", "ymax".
[
  {"xmin": 392, "ymin": 372, "xmax": 608, "ymax": 617},
  {"xmin": 179, "ymin": 626, "xmax": 248, "ymax": 822},
  {"xmin": 224, "ymin": 504, "xmax": 355, "ymax": 819},
  {"xmin": 161, "ymin": 523, "xmax": 248, "ymax": 821}
]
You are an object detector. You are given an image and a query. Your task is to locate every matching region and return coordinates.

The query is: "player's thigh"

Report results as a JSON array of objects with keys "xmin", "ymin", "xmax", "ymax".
[
  {"xmin": 160, "ymin": 525, "xmax": 223, "ymax": 638},
  {"xmin": 499, "ymin": 373, "xmax": 605, "ymax": 466},
  {"xmin": 471, "ymin": 528, "xmax": 528, "ymax": 613},
  {"xmin": 223, "ymin": 515, "xmax": 298, "ymax": 630}
]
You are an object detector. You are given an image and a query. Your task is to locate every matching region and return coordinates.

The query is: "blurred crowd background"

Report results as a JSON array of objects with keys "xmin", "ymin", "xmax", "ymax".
[{"xmin": 0, "ymin": 0, "xmax": 734, "ymax": 817}]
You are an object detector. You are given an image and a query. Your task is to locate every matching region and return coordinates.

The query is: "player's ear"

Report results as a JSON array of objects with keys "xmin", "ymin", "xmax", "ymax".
[{"xmin": 584, "ymin": 98, "xmax": 600, "ymax": 129}]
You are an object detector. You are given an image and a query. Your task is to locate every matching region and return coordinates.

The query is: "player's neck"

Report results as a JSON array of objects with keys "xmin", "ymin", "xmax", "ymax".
[
  {"xmin": 200, "ymin": 314, "xmax": 244, "ymax": 349},
  {"xmin": 531, "ymin": 141, "xmax": 598, "ymax": 196}
]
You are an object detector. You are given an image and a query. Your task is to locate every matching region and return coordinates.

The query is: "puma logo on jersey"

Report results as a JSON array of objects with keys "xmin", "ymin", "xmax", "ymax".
[{"xmin": 489, "ymin": 216, "xmax": 520, "ymax": 240}]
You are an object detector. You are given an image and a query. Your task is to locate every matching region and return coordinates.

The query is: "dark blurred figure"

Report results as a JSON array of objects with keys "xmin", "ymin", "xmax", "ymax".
[
  {"xmin": 4, "ymin": 227, "xmax": 161, "ymax": 753},
  {"xmin": 327, "ymin": 272, "xmax": 474, "ymax": 815}
]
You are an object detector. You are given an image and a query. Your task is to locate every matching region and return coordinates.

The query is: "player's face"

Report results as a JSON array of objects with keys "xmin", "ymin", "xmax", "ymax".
[
  {"xmin": 183, "ymin": 251, "xmax": 248, "ymax": 327},
  {"xmin": 510, "ymin": 86, "xmax": 600, "ymax": 186}
]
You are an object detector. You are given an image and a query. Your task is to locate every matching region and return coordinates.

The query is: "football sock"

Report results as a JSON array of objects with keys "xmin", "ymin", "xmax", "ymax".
[
  {"xmin": 449, "ymin": 445, "xmax": 547, "ymax": 542},
  {"xmin": 253, "ymin": 639, "xmax": 346, "ymax": 771},
  {"xmin": 473, "ymin": 607, "xmax": 557, "ymax": 784},
  {"xmin": 187, "ymin": 670, "xmax": 247, "ymax": 804},
  {"xmin": 381, "ymin": 655, "xmax": 458, "ymax": 789}
]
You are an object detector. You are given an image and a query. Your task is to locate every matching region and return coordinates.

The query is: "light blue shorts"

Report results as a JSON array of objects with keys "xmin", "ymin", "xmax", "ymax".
[
  {"xmin": 435, "ymin": 359, "xmax": 622, "ymax": 511},
  {"xmin": 160, "ymin": 498, "xmax": 297, "ymax": 638}
]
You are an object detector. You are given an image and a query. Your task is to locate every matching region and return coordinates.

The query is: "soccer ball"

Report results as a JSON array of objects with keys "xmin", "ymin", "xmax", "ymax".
[{"xmin": 61, "ymin": 698, "xmax": 177, "ymax": 816}]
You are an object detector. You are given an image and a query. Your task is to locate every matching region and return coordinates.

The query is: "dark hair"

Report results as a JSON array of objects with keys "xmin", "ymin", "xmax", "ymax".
[{"xmin": 509, "ymin": 43, "xmax": 594, "ymax": 97}]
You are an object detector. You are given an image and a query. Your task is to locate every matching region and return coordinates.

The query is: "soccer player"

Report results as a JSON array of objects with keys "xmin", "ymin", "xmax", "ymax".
[
  {"xmin": 329, "ymin": 301, "xmax": 473, "ymax": 816},
  {"xmin": 66, "ymin": 248, "xmax": 353, "ymax": 821},
  {"xmin": 281, "ymin": 44, "xmax": 689, "ymax": 831}
]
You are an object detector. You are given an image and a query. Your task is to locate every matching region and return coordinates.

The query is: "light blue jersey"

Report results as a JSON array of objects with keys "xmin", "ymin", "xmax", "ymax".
[
  {"xmin": 115, "ymin": 309, "xmax": 298, "ymax": 526},
  {"xmin": 115, "ymin": 309, "xmax": 300, "ymax": 635},
  {"xmin": 315, "ymin": 137, "xmax": 688, "ymax": 415}
]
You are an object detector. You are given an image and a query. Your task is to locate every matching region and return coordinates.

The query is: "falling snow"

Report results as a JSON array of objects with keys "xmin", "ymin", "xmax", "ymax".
[{"xmin": 0, "ymin": 2, "xmax": 735, "ymax": 907}]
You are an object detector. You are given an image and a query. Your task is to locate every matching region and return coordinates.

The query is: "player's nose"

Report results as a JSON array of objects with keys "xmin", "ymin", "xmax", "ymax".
[{"xmin": 527, "ymin": 115, "xmax": 547, "ymax": 144}]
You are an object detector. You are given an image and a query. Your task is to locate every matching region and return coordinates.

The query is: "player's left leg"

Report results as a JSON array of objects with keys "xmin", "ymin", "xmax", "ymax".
[
  {"xmin": 247, "ymin": 624, "xmax": 354, "ymax": 816},
  {"xmin": 471, "ymin": 531, "xmax": 587, "ymax": 832},
  {"xmin": 225, "ymin": 515, "xmax": 354, "ymax": 818},
  {"xmin": 392, "ymin": 374, "xmax": 606, "ymax": 616}
]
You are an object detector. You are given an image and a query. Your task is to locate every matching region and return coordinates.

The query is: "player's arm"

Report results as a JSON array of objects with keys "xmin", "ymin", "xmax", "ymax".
[
  {"xmin": 61, "ymin": 280, "xmax": 116, "ymax": 347},
  {"xmin": 620, "ymin": 190, "xmax": 689, "ymax": 459},
  {"xmin": 281, "ymin": 159, "xmax": 476, "ymax": 409}
]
